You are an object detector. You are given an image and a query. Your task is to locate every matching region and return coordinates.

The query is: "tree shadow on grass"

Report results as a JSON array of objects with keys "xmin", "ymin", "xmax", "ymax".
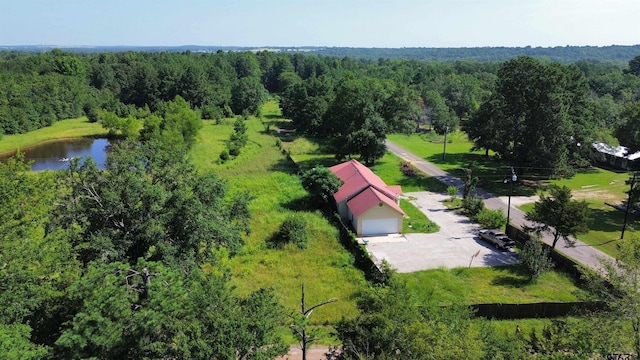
[
  {"xmin": 489, "ymin": 265, "xmax": 531, "ymax": 288},
  {"xmin": 588, "ymin": 207, "xmax": 632, "ymax": 234},
  {"xmin": 281, "ymin": 195, "xmax": 317, "ymax": 212}
]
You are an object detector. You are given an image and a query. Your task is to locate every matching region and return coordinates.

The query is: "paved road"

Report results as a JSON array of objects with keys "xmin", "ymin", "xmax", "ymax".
[{"xmin": 386, "ymin": 140, "xmax": 615, "ymax": 272}]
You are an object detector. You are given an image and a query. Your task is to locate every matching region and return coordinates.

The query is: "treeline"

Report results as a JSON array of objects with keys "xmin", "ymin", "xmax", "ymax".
[
  {"xmin": 1, "ymin": 49, "xmax": 640, "ymax": 174},
  {"xmin": 310, "ymin": 45, "xmax": 640, "ymax": 63},
  {"xmin": 4, "ymin": 44, "xmax": 640, "ymax": 63}
]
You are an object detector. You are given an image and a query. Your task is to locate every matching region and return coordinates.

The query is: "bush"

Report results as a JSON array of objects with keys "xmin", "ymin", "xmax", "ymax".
[
  {"xmin": 228, "ymin": 144, "xmax": 241, "ymax": 157},
  {"xmin": 521, "ymin": 237, "xmax": 554, "ymax": 281},
  {"xmin": 219, "ymin": 150, "xmax": 229, "ymax": 163},
  {"xmin": 200, "ymin": 104, "xmax": 222, "ymax": 120},
  {"xmin": 447, "ymin": 185, "xmax": 458, "ymax": 199},
  {"xmin": 463, "ymin": 195, "xmax": 485, "ymax": 217},
  {"xmin": 399, "ymin": 161, "xmax": 417, "ymax": 177},
  {"xmin": 268, "ymin": 215, "xmax": 309, "ymax": 249},
  {"xmin": 474, "ymin": 208, "xmax": 506, "ymax": 229}
]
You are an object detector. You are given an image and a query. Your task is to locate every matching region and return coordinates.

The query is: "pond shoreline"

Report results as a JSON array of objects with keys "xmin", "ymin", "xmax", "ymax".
[{"xmin": 0, "ymin": 135, "xmax": 112, "ymax": 157}]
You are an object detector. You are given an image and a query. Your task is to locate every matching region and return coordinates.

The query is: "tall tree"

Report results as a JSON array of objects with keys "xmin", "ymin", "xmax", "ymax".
[
  {"xmin": 55, "ymin": 260, "xmax": 288, "ymax": 359},
  {"xmin": 525, "ymin": 185, "xmax": 591, "ymax": 249},
  {"xmin": 141, "ymin": 95, "xmax": 202, "ymax": 150},
  {"xmin": 615, "ymin": 102, "xmax": 640, "ymax": 153},
  {"xmin": 470, "ymin": 56, "xmax": 593, "ymax": 176},
  {"xmin": 230, "ymin": 76, "xmax": 268, "ymax": 116}
]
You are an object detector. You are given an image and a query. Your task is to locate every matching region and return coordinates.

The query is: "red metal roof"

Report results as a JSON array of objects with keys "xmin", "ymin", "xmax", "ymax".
[
  {"xmin": 347, "ymin": 186, "xmax": 406, "ymax": 218},
  {"xmin": 329, "ymin": 159, "xmax": 402, "ymax": 203}
]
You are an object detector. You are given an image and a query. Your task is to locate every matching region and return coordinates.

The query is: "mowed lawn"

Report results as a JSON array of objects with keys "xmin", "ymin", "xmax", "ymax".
[
  {"xmin": 387, "ymin": 132, "xmax": 639, "ymax": 257},
  {"xmin": 401, "ymin": 265, "xmax": 588, "ymax": 306}
]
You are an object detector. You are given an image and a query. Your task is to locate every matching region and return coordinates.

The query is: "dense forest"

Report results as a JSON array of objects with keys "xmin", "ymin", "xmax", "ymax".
[
  {"xmin": 2, "ymin": 49, "xmax": 640, "ymax": 358},
  {"xmin": 2, "ymin": 48, "xmax": 640, "ymax": 174}
]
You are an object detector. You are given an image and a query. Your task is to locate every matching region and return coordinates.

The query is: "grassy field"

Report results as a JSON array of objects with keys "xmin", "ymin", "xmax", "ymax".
[
  {"xmin": 10, "ymin": 100, "xmax": 601, "ymax": 344},
  {"xmin": 401, "ymin": 265, "xmax": 587, "ymax": 306},
  {"xmin": 0, "ymin": 117, "xmax": 108, "ymax": 155},
  {"xmin": 387, "ymin": 132, "xmax": 639, "ymax": 257},
  {"xmin": 192, "ymin": 101, "xmax": 365, "ymax": 326}
]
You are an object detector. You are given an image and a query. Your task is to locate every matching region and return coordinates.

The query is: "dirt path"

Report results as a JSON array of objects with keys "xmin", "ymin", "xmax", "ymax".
[{"xmin": 276, "ymin": 345, "xmax": 332, "ymax": 360}]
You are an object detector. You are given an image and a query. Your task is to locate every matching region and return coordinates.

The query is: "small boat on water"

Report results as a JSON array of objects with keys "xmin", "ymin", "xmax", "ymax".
[{"xmin": 59, "ymin": 157, "xmax": 70, "ymax": 162}]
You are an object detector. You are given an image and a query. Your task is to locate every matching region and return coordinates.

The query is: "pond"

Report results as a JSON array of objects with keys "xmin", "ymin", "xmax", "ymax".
[{"xmin": 0, "ymin": 138, "xmax": 113, "ymax": 171}]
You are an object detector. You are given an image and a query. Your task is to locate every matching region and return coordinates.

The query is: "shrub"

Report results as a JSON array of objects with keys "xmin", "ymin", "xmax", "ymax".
[
  {"xmin": 520, "ymin": 237, "xmax": 554, "ymax": 282},
  {"xmin": 399, "ymin": 161, "xmax": 417, "ymax": 177},
  {"xmin": 475, "ymin": 208, "xmax": 506, "ymax": 229},
  {"xmin": 447, "ymin": 185, "xmax": 458, "ymax": 199},
  {"xmin": 219, "ymin": 150, "xmax": 229, "ymax": 163},
  {"xmin": 201, "ymin": 104, "xmax": 222, "ymax": 120},
  {"xmin": 462, "ymin": 195, "xmax": 485, "ymax": 217},
  {"xmin": 268, "ymin": 215, "xmax": 309, "ymax": 249},
  {"xmin": 228, "ymin": 144, "xmax": 241, "ymax": 157}
]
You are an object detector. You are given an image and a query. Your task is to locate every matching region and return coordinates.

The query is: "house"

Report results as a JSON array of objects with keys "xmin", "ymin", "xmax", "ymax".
[
  {"xmin": 329, "ymin": 159, "xmax": 405, "ymax": 236},
  {"xmin": 592, "ymin": 142, "xmax": 640, "ymax": 171}
]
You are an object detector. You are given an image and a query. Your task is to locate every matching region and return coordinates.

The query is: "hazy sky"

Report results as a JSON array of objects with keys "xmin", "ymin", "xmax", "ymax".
[{"xmin": 1, "ymin": 0, "xmax": 638, "ymax": 47}]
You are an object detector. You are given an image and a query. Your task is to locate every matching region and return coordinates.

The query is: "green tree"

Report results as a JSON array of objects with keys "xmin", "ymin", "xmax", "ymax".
[
  {"xmin": 55, "ymin": 260, "xmax": 288, "ymax": 359},
  {"xmin": 525, "ymin": 185, "xmax": 591, "ymax": 249},
  {"xmin": 0, "ymin": 153, "xmax": 79, "ymax": 354},
  {"xmin": 615, "ymin": 102, "xmax": 640, "ymax": 152},
  {"xmin": 300, "ymin": 165, "xmax": 343, "ymax": 207},
  {"xmin": 520, "ymin": 238, "xmax": 554, "ymax": 282},
  {"xmin": 335, "ymin": 273, "xmax": 483, "ymax": 359},
  {"xmin": 345, "ymin": 115, "xmax": 388, "ymax": 166},
  {"xmin": 470, "ymin": 56, "xmax": 593, "ymax": 176},
  {"xmin": 628, "ymin": 54, "xmax": 640, "ymax": 76},
  {"xmin": 100, "ymin": 111, "xmax": 139, "ymax": 138},
  {"xmin": 141, "ymin": 95, "xmax": 202, "ymax": 149},
  {"xmin": 56, "ymin": 139, "xmax": 250, "ymax": 266},
  {"xmin": 230, "ymin": 76, "xmax": 268, "ymax": 115}
]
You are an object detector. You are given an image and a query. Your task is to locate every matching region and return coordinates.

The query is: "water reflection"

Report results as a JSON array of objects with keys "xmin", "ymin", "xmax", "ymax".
[{"xmin": 0, "ymin": 138, "xmax": 112, "ymax": 171}]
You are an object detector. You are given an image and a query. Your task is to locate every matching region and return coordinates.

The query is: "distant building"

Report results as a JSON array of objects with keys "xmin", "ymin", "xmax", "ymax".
[{"xmin": 592, "ymin": 142, "xmax": 640, "ymax": 171}]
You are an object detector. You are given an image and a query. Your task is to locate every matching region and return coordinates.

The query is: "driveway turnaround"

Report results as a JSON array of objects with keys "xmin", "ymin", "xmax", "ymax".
[{"xmin": 361, "ymin": 192, "xmax": 520, "ymax": 273}]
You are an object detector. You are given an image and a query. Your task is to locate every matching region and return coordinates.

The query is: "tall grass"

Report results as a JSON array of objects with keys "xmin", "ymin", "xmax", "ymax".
[{"xmin": 193, "ymin": 110, "xmax": 365, "ymax": 324}]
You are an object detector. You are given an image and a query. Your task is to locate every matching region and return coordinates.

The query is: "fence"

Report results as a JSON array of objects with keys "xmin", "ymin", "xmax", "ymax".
[
  {"xmin": 470, "ymin": 301, "xmax": 607, "ymax": 319},
  {"xmin": 505, "ymin": 224, "xmax": 586, "ymax": 281}
]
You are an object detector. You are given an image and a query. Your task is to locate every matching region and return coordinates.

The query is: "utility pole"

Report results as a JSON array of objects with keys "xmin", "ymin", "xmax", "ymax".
[
  {"xmin": 621, "ymin": 172, "xmax": 638, "ymax": 239},
  {"xmin": 505, "ymin": 167, "xmax": 517, "ymax": 230},
  {"xmin": 442, "ymin": 125, "xmax": 449, "ymax": 161}
]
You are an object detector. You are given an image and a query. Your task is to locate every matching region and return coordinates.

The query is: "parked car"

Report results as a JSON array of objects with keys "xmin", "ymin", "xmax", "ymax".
[{"xmin": 478, "ymin": 229, "xmax": 515, "ymax": 250}]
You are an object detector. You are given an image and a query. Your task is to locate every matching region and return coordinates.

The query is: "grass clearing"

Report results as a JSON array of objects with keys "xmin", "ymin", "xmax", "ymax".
[
  {"xmin": 0, "ymin": 117, "xmax": 108, "ymax": 155},
  {"xmin": 193, "ymin": 106, "xmax": 365, "ymax": 325},
  {"xmin": 400, "ymin": 265, "xmax": 587, "ymax": 306}
]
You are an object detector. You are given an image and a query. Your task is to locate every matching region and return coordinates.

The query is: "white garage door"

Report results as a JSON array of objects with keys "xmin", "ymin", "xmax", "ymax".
[{"xmin": 362, "ymin": 218, "xmax": 399, "ymax": 236}]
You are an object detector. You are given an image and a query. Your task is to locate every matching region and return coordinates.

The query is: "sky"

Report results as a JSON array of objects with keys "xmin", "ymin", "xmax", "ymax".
[{"xmin": 1, "ymin": 0, "xmax": 638, "ymax": 48}]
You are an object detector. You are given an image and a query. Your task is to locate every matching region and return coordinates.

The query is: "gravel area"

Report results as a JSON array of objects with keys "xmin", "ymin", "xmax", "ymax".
[{"xmin": 361, "ymin": 192, "xmax": 519, "ymax": 273}]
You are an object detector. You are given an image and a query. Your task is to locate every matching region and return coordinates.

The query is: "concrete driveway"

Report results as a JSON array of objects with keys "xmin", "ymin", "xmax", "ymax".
[{"xmin": 361, "ymin": 191, "xmax": 520, "ymax": 273}]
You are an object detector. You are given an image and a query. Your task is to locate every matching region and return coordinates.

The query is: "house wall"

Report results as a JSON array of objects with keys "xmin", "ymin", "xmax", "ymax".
[
  {"xmin": 337, "ymin": 201, "xmax": 350, "ymax": 219},
  {"xmin": 355, "ymin": 202, "xmax": 403, "ymax": 235}
]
